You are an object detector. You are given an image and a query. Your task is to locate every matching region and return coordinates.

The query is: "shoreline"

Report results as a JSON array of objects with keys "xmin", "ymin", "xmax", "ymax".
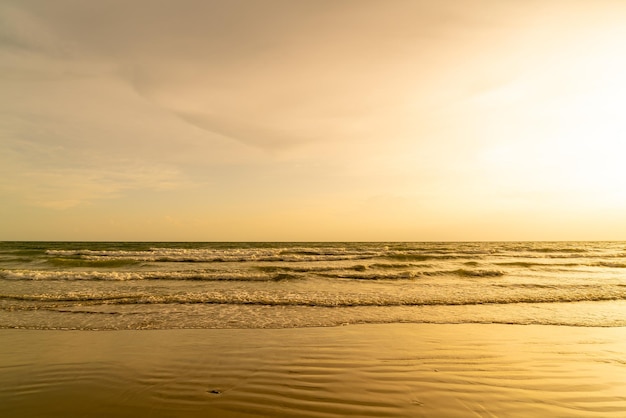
[{"xmin": 2, "ymin": 323, "xmax": 626, "ymax": 417}]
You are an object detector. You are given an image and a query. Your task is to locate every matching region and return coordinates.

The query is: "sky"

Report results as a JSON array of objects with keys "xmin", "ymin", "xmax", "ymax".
[{"xmin": 2, "ymin": 0, "xmax": 626, "ymax": 241}]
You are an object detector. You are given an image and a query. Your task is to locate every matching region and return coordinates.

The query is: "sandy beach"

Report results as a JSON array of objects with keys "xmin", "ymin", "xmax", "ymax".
[{"xmin": 1, "ymin": 324, "xmax": 625, "ymax": 417}]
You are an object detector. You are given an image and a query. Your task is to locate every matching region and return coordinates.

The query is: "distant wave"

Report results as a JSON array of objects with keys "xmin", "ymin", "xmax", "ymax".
[
  {"xmin": 318, "ymin": 269, "xmax": 505, "ymax": 280},
  {"xmin": 495, "ymin": 261, "xmax": 626, "ymax": 269},
  {"xmin": 44, "ymin": 248, "xmax": 379, "ymax": 263},
  {"xmin": 46, "ymin": 258, "xmax": 141, "ymax": 268},
  {"xmin": 383, "ymin": 254, "xmax": 469, "ymax": 261},
  {"xmin": 256, "ymin": 265, "xmax": 368, "ymax": 273},
  {"xmin": 38, "ymin": 245, "xmax": 626, "ymax": 265}
]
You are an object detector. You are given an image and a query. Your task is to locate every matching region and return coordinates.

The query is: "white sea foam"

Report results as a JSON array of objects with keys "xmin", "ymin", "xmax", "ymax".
[{"xmin": 0, "ymin": 269, "xmax": 275, "ymax": 281}]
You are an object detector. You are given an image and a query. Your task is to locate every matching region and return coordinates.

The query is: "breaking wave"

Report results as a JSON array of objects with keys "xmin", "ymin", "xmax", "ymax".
[
  {"xmin": 0, "ymin": 267, "xmax": 506, "ymax": 282},
  {"xmin": 2, "ymin": 287, "xmax": 626, "ymax": 307},
  {"xmin": 0, "ymin": 269, "xmax": 300, "ymax": 282}
]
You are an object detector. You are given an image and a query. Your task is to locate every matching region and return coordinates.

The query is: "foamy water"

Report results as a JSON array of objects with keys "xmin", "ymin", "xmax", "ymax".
[{"xmin": 1, "ymin": 241, "xmax": 626, "ymax": 329}]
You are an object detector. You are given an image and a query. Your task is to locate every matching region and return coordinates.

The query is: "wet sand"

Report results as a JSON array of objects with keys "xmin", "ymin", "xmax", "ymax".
[{"xmin": 1, "ymin": 324, "xmax": 626, "ymax": 417}]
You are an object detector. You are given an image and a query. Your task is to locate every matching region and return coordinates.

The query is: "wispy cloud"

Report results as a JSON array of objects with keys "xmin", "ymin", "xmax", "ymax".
[{"xmin": 0, "ymin": 144, "xmax": 188, "ymax": 209}]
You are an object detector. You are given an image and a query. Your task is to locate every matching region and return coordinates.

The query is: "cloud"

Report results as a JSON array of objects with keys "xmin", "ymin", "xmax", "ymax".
[
  {"xmin": 3, "ymin": 0, "xmax": 529, "ymax": 151},
  {"xmin": 0, "ymin": 0, "xmax": 543, "ymax": 213},
  {"xmin": 3, "ymin": 164, "xmax": 187, "ymax": 210}
]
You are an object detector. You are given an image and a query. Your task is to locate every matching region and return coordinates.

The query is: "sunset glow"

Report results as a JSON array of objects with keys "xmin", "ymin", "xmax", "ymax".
[{"xmin": 2, "ymin": 0, "xmax": 626, "ymax": 240}]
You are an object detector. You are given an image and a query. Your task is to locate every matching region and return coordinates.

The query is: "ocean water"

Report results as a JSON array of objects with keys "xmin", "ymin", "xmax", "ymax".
[{"xmin": 1, "ymin": 241, "xmax": 625, "ymax": 330}]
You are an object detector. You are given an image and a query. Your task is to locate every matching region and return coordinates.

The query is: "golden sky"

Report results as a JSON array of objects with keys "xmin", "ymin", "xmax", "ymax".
[{"xmin": 2, "ymin": 0, "xmax": 626, "ymax": 241}]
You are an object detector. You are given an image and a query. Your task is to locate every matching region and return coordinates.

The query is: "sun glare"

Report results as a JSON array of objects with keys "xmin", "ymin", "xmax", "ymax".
[{"xmin": 478, "ymin": 19, "xmax": 626, "ymax": 210}]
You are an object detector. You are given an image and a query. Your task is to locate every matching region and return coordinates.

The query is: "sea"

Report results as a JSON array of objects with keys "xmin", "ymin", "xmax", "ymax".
[{"xmin": 1, "ymin": 241, "xmax": 626, "ymax": 330}]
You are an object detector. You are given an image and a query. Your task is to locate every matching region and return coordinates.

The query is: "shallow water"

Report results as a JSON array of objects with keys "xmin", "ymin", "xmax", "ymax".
[{"xmin": 2, "ymin": 325, "xmax": 626, "ymax": 417}]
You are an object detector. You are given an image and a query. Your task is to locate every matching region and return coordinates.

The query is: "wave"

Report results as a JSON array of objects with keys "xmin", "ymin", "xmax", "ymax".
[
  {"xmin": 256, "ymin": 264, "xmax": 368, "ymax": 273},
  {"xmin": 45, "ymin": 258, "xmax": 141, "ymax": 268},
  {"xmin": 0, "ymin": 257, "xmax": 37, "ymax": 264},
  {"xmin": 523, "ymin": 247, "xmax": 589, "ymax": 253},
  {"xmin": 592, "ymin": 261, "xmax": 626, "ymax": 268},
  {"xmin": 0, "ymin": 266, "xmax": 508, "ymax": 282},
  {"xmin": 0, "ymin": 270, "xmax": 300, "ymax": 282},
  {"xmin": 3, "ymin": 289, "xmax": 626, "ymax": 307},
  {"xmin": 383, "ymin": 254, "xmax": 467, "ymax": 262},
  {"xmin": 494, "ymin": 261, "xmax": 626, "ymax": 269},
  {"xmin": 499, "ymin": 252, "xmax": 626, "ymax": 260},
  {"xmin": 318, "ymin": 269, "xmax": 505, "ymax": 280},
  {"xmin": 494, "ymin": 261, "xmax": 589, "ymax": 269},
  {"xmin": 446, "ymin": 269, "xmax": 505, "ymax": 277},
  {"xmin": 258, "ymin": 263, "xmax": 432, "ymax": 273},
  {"xmin": 370, "ymin": 262, "xmax": 424, "ymax": 269},
  {"xmin": 496, "ymin": 261, "xmax": 555, "ymax": 268},
  {"xmin": 28, "ymin": 244, "xmax": 626, "ymax": 267},
  {"xmin": 44, "ymin": 248, "xmax": 380, "ymax": 263},
  {"xmin": 317, "ymin": 272, "xmax": 417, "ymax": 280},
  {"xmin": 42, "ymin": 245, "xmax": 583, "ymax": 264}
]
